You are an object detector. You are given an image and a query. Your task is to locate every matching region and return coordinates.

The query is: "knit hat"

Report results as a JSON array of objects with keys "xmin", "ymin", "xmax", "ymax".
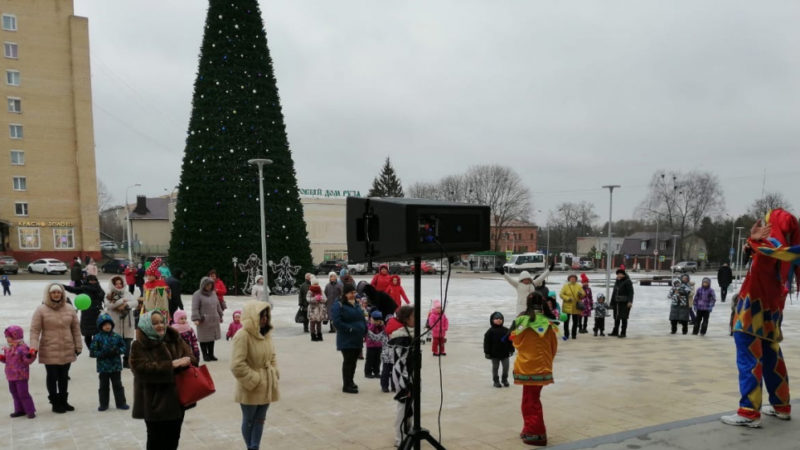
[
  {"xmin": 4, "ymin": 325, "xmax": 23, "ymax": 341},
  {"xmin": 49, "ymin": 284, "xmax": 63, "ymax": 293},
  {"xmin": 310, "ymin": 276, "xmax": 320, "ymax": 286},
  {"xmin": 371, "ymin": 310, "xmax": 383, "ymax": 320},
  {"xmin": 596, "ymin": 293, "xmax": 605, "ymax": 300},
  {"xmin": 580, "ymin": 273, "xmax": 590, "ymax": 284},
  {"xmin": 432, "ymin": 299, "xmax": 442, "ymax": 309},
  {"xmin": 343, "ymin": 284, "xmax": 356, "ymax": 296},
  {"xmin": 173, "ymin": 310, "xmax": 187, "ymax": 323},
  {"xmin": 616, "ymin": 268, "xmax": 627, "ymax": 276},
  {"xmin": 233, "ymin": 310, "xmax": 242, "ymax": 319}
]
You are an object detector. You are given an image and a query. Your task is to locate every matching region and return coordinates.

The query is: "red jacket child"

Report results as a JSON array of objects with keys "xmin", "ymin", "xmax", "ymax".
[
  {"xmin": 386, "ymin": 275, "xmax": 410, "ymax": 308},
  {"xmin": 370, "ymin": 264, "xmax": 393, "ymax": 293}
]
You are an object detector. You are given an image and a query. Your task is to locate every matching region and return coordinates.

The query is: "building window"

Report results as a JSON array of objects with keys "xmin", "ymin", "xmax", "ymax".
[
  {"xmin": 53, "ymin": 228, "xmax": 75, "ymax": 249},
  {"xmin": 3, "ymin": 42, "xmax": 17, "ymax": 58},
  {"xmin": 6, "ymin": 70, "xmax": 19, "ymax": 86},
  {"xmin": 18, "ymin": 227, "xmax": 40, "ymax": 249},
  {"xmin": 12, "ymin": 176, "xmax": 25, "ymax": 191},
  {"xmin": 9, "ymin": 124, "xmax": 22, "ymax": 139},
  {"xmin": 14, "ymin": 201, "xmax": 27, "ymax": 216},
  {"xmin": 7, "ymin": 97, "xmax": 21, "ymax": 113},
  {"xmin": 323, "ymin": 250, "xmax": 348, "ymax": 261},
  {"xmin": 640, "ymin": 240, "xmax": 647, "ymax": 251},
  {"xmin": 2, "ymin": 15, "xmax": 16, "ymax": 31},
  {"xmin": 10, "ymin": 150, "xmax": 23, "ymax": 165}
]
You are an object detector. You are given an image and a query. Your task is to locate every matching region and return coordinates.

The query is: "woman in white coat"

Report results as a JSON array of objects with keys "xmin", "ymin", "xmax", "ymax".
[
  {"xmin": 105, "ymin": 275, "xmax": 138, "ymax": 368},
  {"xmin": 497, "ymin": 266, "xmax": 552, "ymax": 314}
]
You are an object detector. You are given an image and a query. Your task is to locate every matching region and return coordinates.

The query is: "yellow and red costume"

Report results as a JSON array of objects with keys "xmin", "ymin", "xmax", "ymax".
[
  {"xmin": 511, "ymin": 313, "xmax": 559, "ymax": 446},
  {"xmin": 142, "ymin": 258, "xmax": 170, "ymax": 322},
  {"xmin": 732, "ymin": 209, "xmax": 800, "ymax": 420}
]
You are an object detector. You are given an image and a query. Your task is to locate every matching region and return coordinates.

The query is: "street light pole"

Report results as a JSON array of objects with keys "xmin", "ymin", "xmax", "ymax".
[
  {"xmin": 655, "ymin": 217, "xmax": 660, "ymax": 271},
  {"xmin": 729, "ymin": 218, "xmax": 736, "ymax": 264},
  {"xmin": 249, "ymin": 158, "xmax": 273, "ymax": 304},
  {"xmin": 671, "ymin": 234, "xmax": 679, "ymax": 280},
  {"xmin": 602, "ymin": 185, "xmax": 621, "ymax": 301},
  {"xmin": 125, "ymin": 183, "xmax": 141, "ymax": 263}
]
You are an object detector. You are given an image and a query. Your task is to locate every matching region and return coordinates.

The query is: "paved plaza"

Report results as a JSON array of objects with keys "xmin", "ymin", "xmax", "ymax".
[{"xmin": 2, "ymin": 272, "xmax": 799, "ymax": 449}]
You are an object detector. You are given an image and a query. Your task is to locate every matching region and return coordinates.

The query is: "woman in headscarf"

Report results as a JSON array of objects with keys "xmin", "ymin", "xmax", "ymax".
[
  {"xmin": 192, "ymin": 277, "xmax": 224, "ymax": 362},
  {"xmin": 231, "ymin": 301, "xmax": 280, "ymax": 450},
  {"xmin": 130, "ymin": 310, "xmax": 196, "ymax": 450},
  {"xmin": 29, "ymin": 283, "xmax": 82, "ymax": 413}
]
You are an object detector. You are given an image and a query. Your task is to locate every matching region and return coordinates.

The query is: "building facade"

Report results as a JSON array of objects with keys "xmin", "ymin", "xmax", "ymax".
[
  {"xmin": 0, "ymin": 0, "xmax": 99, "ymax": 261},
  {"xmin": 491, "ymin": 220, "xmax": 538, "ymax": 253}
]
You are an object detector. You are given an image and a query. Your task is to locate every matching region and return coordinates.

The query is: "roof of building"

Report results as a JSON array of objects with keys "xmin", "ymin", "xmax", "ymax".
[
  {"xmin": 130, "ymin": 197, "xmax": 170, "ymax": 221},
  {"xmin": 619, "ymin": 232, "xmax": 677, "ymax": 256}
]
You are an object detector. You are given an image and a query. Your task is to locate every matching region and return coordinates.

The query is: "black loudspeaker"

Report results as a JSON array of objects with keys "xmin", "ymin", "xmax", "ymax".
[{"xmin": 346, "ymin": 197, "xmax": 491, "ymax": 261}]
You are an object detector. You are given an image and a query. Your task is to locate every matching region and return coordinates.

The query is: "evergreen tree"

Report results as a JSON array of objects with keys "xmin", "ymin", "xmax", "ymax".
[
  {"xmin": 168, "ymin": 0, "xmax": 312, "ymax": 292},
  {"xmin": 368, "ymin": 157, "xmax": 405, "ymax": 197}
]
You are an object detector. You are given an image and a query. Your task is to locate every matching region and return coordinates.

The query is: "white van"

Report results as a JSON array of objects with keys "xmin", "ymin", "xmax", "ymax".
[{"xmin": 503, "ymin": 253, "xmax": 546, "ymax": 273}]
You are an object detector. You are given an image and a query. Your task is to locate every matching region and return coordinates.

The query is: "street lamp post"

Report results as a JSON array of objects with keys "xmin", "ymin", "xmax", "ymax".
[
  {"xmin": 602, "ymin": 185, "xmax": 621, "ymax": 301},
  {"xmin": 248, "ymin": 158, "xmax": 273, "ymax": 304},
  {"xmin": 671, "ymin": 234, "xmax": 679, "ymax": 280},
  {"xmin": 729, "ymin": 218, "xmax": 736, "ymax": 264},
  {"xmin": 125, "ymin": 183, "xmax": 141, "ymax": 263}
]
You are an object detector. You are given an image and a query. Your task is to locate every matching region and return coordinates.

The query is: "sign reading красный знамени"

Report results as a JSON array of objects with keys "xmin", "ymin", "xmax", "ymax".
[{"xmin": 299, "ymin": 189, "xmax": 362, "ymax": 198}]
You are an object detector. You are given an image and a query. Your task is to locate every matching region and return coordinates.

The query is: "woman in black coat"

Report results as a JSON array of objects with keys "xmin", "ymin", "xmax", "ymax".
[
  {"xmin": 609, "ymin": 269, "xmax": 634, "ymax": 338},
  {"xmin": 64, "ymin": 274, "xmax": 105, "ymax": 349}
]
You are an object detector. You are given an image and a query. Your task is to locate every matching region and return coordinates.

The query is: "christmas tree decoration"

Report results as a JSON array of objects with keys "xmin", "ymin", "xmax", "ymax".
[
  {"xmin": 237, "ymin": 253, "xmax": 263, "ymax": 295},
  {"xmin": 269, "ymin": 256, "xmax": 301, "ymax": 295},
  {"xmin": 169, "ymin": 0, "xmax": 313, "ymax": 291}
]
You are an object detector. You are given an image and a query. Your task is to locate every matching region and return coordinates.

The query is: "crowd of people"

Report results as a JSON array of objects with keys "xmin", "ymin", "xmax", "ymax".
[{"xmin": 2, "ymin": 208, "xmax": 798, "ymax": 448}]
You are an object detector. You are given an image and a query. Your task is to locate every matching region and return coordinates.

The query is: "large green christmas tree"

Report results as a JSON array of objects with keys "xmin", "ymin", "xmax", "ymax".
[{"xmin": 169, "ymin": 0, "xmax": 312, "ymax": 293}]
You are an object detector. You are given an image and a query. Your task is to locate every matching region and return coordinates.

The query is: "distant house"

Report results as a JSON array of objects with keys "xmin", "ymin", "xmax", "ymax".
[
  {"xmin": 490, "ymin": 220, "xmax": 538, "ymax": 253},
  {"xmin": 576, "ymin": 236, "xmax": 624, "ymax": 257},
  {"xmin": 128, "ymin": 196, "xmax": 173, "ymax": 255},
  {"xmin": 619, "ymin": 232, "xmax": 707, "ymax": 270}
]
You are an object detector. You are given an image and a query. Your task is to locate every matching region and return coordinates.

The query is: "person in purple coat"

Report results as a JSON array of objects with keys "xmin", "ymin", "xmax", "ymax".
[{"xmin": 692, "ymin": 277, "xmax": 717, "ymax": 336}]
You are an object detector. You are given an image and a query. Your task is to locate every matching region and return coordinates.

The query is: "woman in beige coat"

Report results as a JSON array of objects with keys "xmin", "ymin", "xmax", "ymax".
[
  {"xmin": 231, "ymin": 300, "xmax": 279, "ymax": 450},
  {"xmin": 29, "ymin": 283, "xmax": 82, "ymax": 413}
]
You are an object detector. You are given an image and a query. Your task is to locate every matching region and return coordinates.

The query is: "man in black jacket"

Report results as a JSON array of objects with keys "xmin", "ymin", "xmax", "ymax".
[
  {"xmin": 64, "ymin": 274, "xmax": 105, "ymax": 349},
  {"xmin": 717, "ymin": 263, "xmax": 733, "ymax": 303},
  {"xmin": 165, "ymin": 268, "xmax": 184, "ymax": 319},
  {"xmin": 609, "ymin": 269, "xmax": 634, "ymax": 338}
]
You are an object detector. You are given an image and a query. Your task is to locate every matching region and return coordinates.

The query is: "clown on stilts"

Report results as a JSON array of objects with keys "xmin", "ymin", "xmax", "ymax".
[
  {"xmin": 721, "ymin": 208, "xmax": 800, "ymax": 427},
  {"xmin": 510, "ymin": 292, "xmax": 560, "ymax": 446},
  {"xmin": 141, "ymin": 257, "xmax": 170, "ymax": 322}
]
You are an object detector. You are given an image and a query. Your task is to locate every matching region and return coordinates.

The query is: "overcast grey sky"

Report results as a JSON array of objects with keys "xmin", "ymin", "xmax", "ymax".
[{"xmin": 75, "ymin": 0, "xmax": 800, "ymax": 223}]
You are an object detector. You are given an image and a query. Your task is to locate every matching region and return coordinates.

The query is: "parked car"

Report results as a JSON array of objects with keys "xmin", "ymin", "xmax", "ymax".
[
  {"xmin": 101, "ymin": 258, "xmax": 131, "ymax": 274},
  {"xmin": 671, "ymin": 261, "xmax": 698, "ymax": 273},
  {"xmin": 316, "ymin": 259, "xmax": 346, "ymax": 275},
  {"xmin": 27, "ymin": 258, "xmax": 68, "ymax": 275},
  {"xmin": 579, "ymin": 260, "xmax": 595, "ymax": 270},
  {"xmin": 427, "ymin": 260, "xmax": 448, "ymax": 274},
  {"xmin": 100, "ymin": 240, "xmax": 119, "ymax": 251},
  {"xmin": 388, "ymin": 261, "xmax": 411, "ymax": 275},
  {"xmin": 552, "ymin": 262, "xmax": 570, "ymax": 271},
  {"xmin": 410, "ymin": 261, "xmax": 436, "ymax": 275},
  {"xmin": 0, "ymin": 256, "xmax": 19, "ymax": 274},
  {"xmin": 503, "ymin": 253, "xmax": 547, "ymax": 273},
  {"xmin": 347, "ymin": 262, "xmax": 368, "ymax": 275}
]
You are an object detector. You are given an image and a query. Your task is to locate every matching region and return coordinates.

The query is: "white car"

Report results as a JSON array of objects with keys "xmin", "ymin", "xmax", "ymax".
[
  {"xmin": 27, "ymin": 258, "xmax": 68, "ymax": 275},
  {"xmin": 100, "ymin": 241, "xmax": 119, "ymax": 251},
  {"xmin": 503, "ymin": 253, "xmax": 546, "ymax": 273},
  {"xmin": 347, "ymin": 262, "xmax": 367, "ymax": 275},
  {"xmin": 426, "ymin": 260, "xmax": 448, "ymax": 274}
]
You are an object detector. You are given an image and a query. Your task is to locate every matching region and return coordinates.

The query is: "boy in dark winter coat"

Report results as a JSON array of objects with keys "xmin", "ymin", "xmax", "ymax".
[
  {"xmin": 593, "ymin": 293, "xmax": 609, "ymax": 336},
  {"xmin": 90, "ymin": 314, "xmax": 129, "ymax": 411},
  {"xmin": 484, "ymin": 312, "xmax": 514, "ymax": 388},
  {"xmin": 365, "ymin": 311, "xmax": 385, "ymax": 379},
  {"xmin": 1, "ymin": 275, "xmax": 10, "ymax": 295}
]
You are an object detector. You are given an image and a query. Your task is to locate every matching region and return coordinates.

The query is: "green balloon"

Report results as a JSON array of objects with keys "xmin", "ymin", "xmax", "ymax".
[
  {"xmin": 559, "ymin": 312, "xmax": 568, "ymax": 322},
  {"xmin": 74, "ymin": 294, "xmax": 91, "ymax": 311}
]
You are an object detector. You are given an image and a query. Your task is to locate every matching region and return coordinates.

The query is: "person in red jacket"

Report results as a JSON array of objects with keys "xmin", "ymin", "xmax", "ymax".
[
  {"xmin": 386, "ymin": 275, "xmax": 410, "ymax": 308},
  {"xmin": 370, "ymin": 264, "xmax": 392, "ymax": 293},
  {"xmin": 124, "ymin": 266, "xmax": 137, "ymax": 295},
  {"xmin": 207, "ymin": 269, "xmax": 228, "ymax": 311}
]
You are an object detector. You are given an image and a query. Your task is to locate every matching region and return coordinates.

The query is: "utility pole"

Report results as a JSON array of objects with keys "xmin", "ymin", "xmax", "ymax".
[{"xmin": 602, "ymin": 185, "xmax": 621, "ymax": 301}]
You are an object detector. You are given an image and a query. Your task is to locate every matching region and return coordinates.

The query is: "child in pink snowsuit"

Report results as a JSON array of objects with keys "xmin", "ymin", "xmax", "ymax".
[
  {"xmin": 427, "ymin": 300, "xmax": 449, "ymax": 356},
  {"xmin": 171, "ymin": 310, "xmax": 200, "ymax": 363},
  {"xmin": 1, "ymin": 325, "xmax": 36, "ymax": 418},
  {"xmin": 226, "ymin": 310, "xmax": 243, "ymax": 340}
]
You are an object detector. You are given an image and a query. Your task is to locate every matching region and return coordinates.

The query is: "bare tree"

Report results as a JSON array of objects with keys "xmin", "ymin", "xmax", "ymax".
[
  {"xmin": 462, "ymin": 165, "xmax": 532, "ymax": 251},
  {"xmin": 637, "ymin": 170, "xmax": 725, "ymax": 260},
  {"xmin": 748, "ymin": 191, "xmax": 792, "ymax": 220},
  {"xmin": 97, "ymin": 179, "xmax": 115, "ymax": 212},
  {"xmin": 547, "ymin": 201, "xmax": 599, "ymax": 254},
  {"xmin": 408, "ymin": 165, "xmax": 533, "ymax": 251}
]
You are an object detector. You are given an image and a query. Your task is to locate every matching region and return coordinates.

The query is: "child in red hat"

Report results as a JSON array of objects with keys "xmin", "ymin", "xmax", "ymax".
[{"xmin": 579, "ymin": 273, "xmax": 593, "ymax": 334}]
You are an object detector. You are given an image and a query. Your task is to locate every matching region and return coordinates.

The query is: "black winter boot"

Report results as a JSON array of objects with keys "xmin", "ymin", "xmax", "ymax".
[
  {"xmin": 493, "ymin": 377, "xmax": 502, "ymax": 388},
  {"xmin": 98, "ymin": 389, "xmax": 109, "ymax": 411},
  {"xmin": 61, "ymin": 393, "xmax": 75, "ymax": 411},
  {"xmin": 50, "ymin": 394, "xmax": 66, "ymax": 414}
]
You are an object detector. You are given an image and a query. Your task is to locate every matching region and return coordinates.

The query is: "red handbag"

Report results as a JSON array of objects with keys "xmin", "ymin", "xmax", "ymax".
[{"xmin": 175, "ymin": 364, "xmax": 216, "ymax": 407}]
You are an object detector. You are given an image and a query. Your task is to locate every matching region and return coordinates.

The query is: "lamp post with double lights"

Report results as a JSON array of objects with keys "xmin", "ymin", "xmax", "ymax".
[{"xmin": 248, "ymin": 158, "xmax": 273, "ymax": 304}]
